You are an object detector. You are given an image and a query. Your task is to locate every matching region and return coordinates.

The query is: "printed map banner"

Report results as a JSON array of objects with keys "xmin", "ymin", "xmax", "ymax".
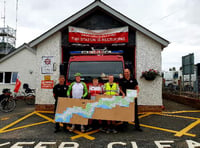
[{"xmin": 55, "ymin": 90, "xmax": 137, "ymax": 125}]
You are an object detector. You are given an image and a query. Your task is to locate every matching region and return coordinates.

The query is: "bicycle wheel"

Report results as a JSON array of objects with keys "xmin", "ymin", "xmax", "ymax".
[
  {"xmin": 0, "ymin": 97, "xmax": 16, "ymax": 113},
  {"xmin": 24, "ymin": 94, "xmax": 35, "ymax": 105}
]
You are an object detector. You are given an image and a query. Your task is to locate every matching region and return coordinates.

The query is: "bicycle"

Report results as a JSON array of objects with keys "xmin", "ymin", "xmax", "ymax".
[
  {"xmin": 0, "ymin": 89, "xmax": 16, "ymax": 113},
  {"xmin": 21, "ymin": 83, "xmax": 35, "ymax": 105},
  {"xmin": 15, "ymin": 89, "xmax": 35, "ymax": 105},
  {"xmin": 0, "ymin": 87, "xmax": 35, "ymax": 113}
]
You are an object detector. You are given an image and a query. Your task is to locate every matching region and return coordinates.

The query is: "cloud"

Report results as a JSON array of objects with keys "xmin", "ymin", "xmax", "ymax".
[
  {"xmin": 162, "ymin": 43, "xmax": 200, "ymax": 71},
  {"xmin": 1, "ymin": 0, "xmax": 200, "ymax": 70}
]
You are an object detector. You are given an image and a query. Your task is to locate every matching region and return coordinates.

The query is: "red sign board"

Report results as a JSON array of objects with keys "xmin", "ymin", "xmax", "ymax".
[
  {"xmin": 41, "ymin": 80, "xmax": 54, "ymax": 89},
  {"xmin": 68, "ymin": 26, "xmax": 128, "ymax": 44}
]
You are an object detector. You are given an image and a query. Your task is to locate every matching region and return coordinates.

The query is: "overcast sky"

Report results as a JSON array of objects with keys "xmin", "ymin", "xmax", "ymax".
[{"xmin": 0, "ymin": 0, "xmax": 200, "ymax": 71}]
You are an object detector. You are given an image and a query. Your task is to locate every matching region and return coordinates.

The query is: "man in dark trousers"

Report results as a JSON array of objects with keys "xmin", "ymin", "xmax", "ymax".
[
  {"xmin": 53, "ymin": 75, "xmax": 68, "ymax": 133},
  {"xmin": 119, "ymin": 68, "xmax": 142, "ymax": 131}
]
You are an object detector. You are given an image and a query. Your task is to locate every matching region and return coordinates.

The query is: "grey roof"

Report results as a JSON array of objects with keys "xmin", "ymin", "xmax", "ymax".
[{"xmin": 0, "ymin": 43, "xmax": 36, "ymax": 63}]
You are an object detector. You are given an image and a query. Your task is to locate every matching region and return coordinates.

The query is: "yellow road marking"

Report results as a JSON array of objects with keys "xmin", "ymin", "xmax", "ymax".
[
  {"xmin": 34, "ymin": 112, "xmax": 55, "ymax": 123},
  {"xmin": 157, "ymin": 113, "xmax": 200, "ymax": 120},
  {"xmin": 139, "ymin": 113, "xmax": 154, "ymax": 119},
  {"xmin": 0, "ymin": 111, "xmax": 36, "ymax": 132},
  {"xmin": 163, "ymin": 110, "xmax": 200, "ymax": 114},
  {"xmin": 35, "ymin": 112, "xmax": 96, "ymax": 140},
  {"xmin": 0, "ymin": 117, "xmax": 10, "ymax": 121},
  {"xmin": 129, "ymin": 122, "xmax": 196, "ymax": 137},
  {"xmin": 71, "ymin": 129, "xmax": 99, "ymax": 140},
  {"xmin": 0, "ymin": 121, "xmax": 50, "ymax": 134},
  {"xmin": 175, "ymin": 119, "xmax": 200, "ymax": 137}
]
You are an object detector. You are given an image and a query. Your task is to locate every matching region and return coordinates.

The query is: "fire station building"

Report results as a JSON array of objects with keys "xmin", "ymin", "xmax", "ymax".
[{"xmin": 0, "ymin": 0, "xmax": 169, "ymax": 112}]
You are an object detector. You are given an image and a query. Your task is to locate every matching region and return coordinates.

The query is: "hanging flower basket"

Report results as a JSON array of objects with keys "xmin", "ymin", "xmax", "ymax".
[{"xmin": 141, "ymin": 69, "xmax": 160, "ymax": 81}]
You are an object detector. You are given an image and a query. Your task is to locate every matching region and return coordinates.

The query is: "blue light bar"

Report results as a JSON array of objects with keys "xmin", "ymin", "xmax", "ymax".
[
  {"xmin": 111, "ymin": 50, "xmax": 123, "ymax": 54},
  {"xmin": 70, "ymin": 51, "xmax": 82, "ymax": 54}
]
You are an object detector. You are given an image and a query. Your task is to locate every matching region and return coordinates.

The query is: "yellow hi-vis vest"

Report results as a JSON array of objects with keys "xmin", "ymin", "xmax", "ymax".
[{"xmin": 104, "ymin": 82, "xmax": 119, "ymax": 95}]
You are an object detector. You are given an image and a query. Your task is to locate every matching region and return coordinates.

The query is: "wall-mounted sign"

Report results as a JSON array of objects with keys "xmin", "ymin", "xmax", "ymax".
[
  {"xmin": 44, "ymin": 75, "xmax": 51, "ymax": 81},
  {"xmin": 68, "ymin": 26, "xmax": 128, "ymax": 44},
  {"xmin": 41, "ymin": 80, "xmax": 54, "ymax": 89},
  {"xmin": 41, "ymin": 56, "xmax": 55, "ymax": 74}
]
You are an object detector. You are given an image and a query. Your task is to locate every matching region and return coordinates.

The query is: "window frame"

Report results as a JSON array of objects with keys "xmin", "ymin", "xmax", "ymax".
[
  {"xmin": 0, "ymin": 72, "xmax": 18, "ymax": 85},
  {"xmin": 0, "ymin": 72, "xmax": 4, "ymax": 84},
  {"xmin": 11, "ymin": 72, "xmax": 18, "ymax": 84},
  {"xmin": 4, "ymin": 72, "xmax": 12, "ymax": 84}
]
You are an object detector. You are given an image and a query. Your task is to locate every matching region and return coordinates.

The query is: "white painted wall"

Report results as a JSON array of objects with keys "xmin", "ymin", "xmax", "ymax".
[
  {"xmin": 35, "ymin": 32, "xmax": 61, "ymax": 104},
  {"xmin": 136, "ymin": 31, "xmax": 163, "ymax": 106},
  {"xmin": 0, "ymin": 49, "xmax": 36, "ymax": 93}
]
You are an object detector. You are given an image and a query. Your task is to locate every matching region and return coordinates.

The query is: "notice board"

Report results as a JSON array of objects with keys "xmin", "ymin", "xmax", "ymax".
[{"xmin": 55, "ymin": 89, "xmax": 137, "ymax": 125}]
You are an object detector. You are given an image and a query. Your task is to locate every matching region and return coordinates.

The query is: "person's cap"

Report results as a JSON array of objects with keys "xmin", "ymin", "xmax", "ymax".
[{"xmin": 74, "ymin": 73, "xmax": 81, "ymax": 77}]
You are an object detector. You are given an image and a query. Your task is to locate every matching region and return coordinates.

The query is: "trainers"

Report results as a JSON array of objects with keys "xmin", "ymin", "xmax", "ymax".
[
  {"xmin": 86, "ymin": 127, "xmax": 93, "ymax": 132},
  {"xmin": 112, "ymin": 129, "xmax": 118, "ymax": 134},
  {"xmin": 99, "ymin": 127, "xmax": 106, "ymax": 133},
  {"xmin": 106, "ymin": 128, "xmax": 112, "ymax": 134},
  {"xmin": 69, "ymin": 125, "xmax": 75, "ymax": 132},
  {"xmin": 81, "ymin": 125, "xmax": 85, "ymax": 133},
  {"xmin": 134, "ymin": 128, "xmax": 143, "ymax": 132}
]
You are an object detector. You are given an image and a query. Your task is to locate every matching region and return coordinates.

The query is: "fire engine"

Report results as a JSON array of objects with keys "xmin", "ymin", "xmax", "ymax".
[{"xmin": 65, "ymin": 49, "xmax": 124, "ymax": 86}]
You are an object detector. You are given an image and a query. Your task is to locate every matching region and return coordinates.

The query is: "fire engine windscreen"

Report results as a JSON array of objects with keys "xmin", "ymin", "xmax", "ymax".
[{"xmin": 68, "ymin": 61, "xmax": 123, "ymax": 82}]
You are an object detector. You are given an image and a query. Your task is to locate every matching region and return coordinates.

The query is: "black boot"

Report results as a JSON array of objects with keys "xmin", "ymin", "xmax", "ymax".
[
  {"xmin": 63, "ymin": 123, "xmax": 68, "ymax": 132},
  {"xmin": 54, "ymin": 123, "xmax": 61, "ymax": 133}
]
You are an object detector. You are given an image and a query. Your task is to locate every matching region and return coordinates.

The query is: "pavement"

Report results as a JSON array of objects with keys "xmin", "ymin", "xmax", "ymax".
[{"xmin": 0, "ymin": 99, "xmax": 200, "ymax": 148}]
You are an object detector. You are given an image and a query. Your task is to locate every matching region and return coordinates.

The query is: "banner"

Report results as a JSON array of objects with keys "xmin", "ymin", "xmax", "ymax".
[{"xmin": 68, "ymin": 26, "xmax": 128, "ymax": 44}]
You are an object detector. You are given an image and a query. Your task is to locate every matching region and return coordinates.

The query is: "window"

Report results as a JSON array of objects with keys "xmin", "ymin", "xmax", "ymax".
[
  {"xmin": 0, "ymin": 72, "xmax": 3, "ymax": 83},
  {"xmin": 68, "ymin": 61, "xmax": 123, "ymax": 82},
  {"xmin": 0, "ymin": 72, "xmax": 18, "ymax": 84},
  {"xmin": 5, "ymin": 72, "xmax": 12, "ymax": 83},
  {"xmin": 11, "ymin": 72, "xmax": 18, "ymax": 83}
]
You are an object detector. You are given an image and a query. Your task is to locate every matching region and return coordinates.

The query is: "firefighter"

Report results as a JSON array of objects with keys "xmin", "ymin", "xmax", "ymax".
[
  {"xmin": 119, "ymin": 68, "xmax": 142, "ymax": 131},
  {"xmin": 103, "ymin": 75, "xmax": 119, "ymax": 133},
  {"xmin": 67, "ymin": 72, "xmax": 88, "ymax": 132},
  {"xmin": 53, "ymin": 75, "xmax": 68, "ymax": 133}
]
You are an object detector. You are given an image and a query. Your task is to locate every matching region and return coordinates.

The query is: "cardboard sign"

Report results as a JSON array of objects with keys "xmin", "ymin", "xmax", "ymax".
[
  {"xmin": 41, "ymin": 80, "xmax": 54, "ymax": 89},
  {"xmin": 55, "ymin": 90, "xmax": 137, "ymax": 125},
  {"xmin": 68, "ymin": 26, "xmax": 128, "ymax": 44}
]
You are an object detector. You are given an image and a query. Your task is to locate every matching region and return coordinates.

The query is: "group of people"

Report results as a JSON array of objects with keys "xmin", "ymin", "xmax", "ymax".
[{"xmin": 53, "ymin": 68, "xmax": 142, "ymax": 134}]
